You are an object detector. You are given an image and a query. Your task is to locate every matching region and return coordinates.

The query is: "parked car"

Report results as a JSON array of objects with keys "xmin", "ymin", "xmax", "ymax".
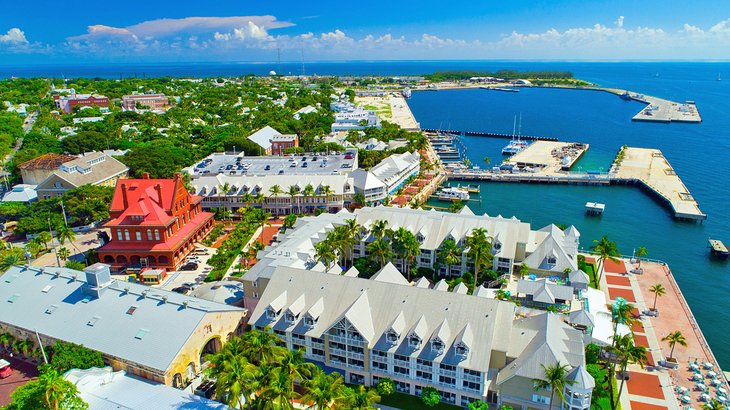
[
  {"xmin": 0, "ymin": 359, "xmax": 12, "ymax": 379},
  {"xmin": 171, "ymin": 286, "xmax": 192, "ymax": 295},
  {"xmin": 179, "ymin": 262, "xmax": 198, "ymax": 271}
]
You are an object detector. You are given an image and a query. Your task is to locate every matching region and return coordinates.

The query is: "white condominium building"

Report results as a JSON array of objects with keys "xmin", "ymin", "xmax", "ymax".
[
  {"xmin": 351, "ymin": 151, "xmax": 420, "ymax": 203},
  {"xmin": 249, "ymin": 266, "xmax": 593, "ymax": 409}
]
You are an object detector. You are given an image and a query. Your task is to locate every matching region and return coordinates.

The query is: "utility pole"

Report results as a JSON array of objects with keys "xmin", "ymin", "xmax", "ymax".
[
  {"xmin": 60, "ymin": 199, "xmax": 68, "ymax": 226},
  {"xmin": 34, "ymin": 328, "xmax": 48, "ymax": 364},
  {"xmin": 48, "ymin": 217, "xmax": 60, "ymax": 267}
]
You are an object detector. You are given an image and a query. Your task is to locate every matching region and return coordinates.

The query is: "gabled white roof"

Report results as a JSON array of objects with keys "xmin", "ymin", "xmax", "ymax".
[
  {"xmin": 371, "ymin": 262, "xmax": 409, "ymax": 285},
  {"xmin": 247, "ymin": 126, "xmax": 281, "ymax": 151}
]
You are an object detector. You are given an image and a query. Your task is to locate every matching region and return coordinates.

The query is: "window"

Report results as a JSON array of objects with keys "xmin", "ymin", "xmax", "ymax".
[
  {"xmin": 439, "ymin": 375, "xmax": 456, "ymax": 386},
  {"xmin": 532, "ymin": 394, "xmax": 550, "ymax": 404},
  {"xmin": 41, "ymin": 285, "xmax": 53, "ymax": 293},
  {"xmin": 409, "ymin": 335, "xmax": 421, "ymax": 349},
  {"xmin": 416, "ymin": 370, "xmax": 432, "ymax": 380},
  {"xmin": 127, "ymin": 306, "xmax": 138, "ymax": 315},
  {"xmin": 547, "ymin": 256, "xmax": 557, "ymax": 264},
  {"xmin": 311, "ymin": 348, "xmax": 325, "ymax": 357},
  {"xmin": 146, "ymin": 230, "xmax": 152, "ymax": 241},
  {"xmin": 372, "ymin": 361, "xmax": 388, "ymax": 371},
  {"xmin": 439, "ymin": 363, "xmax": 456, "ymax": 372},
  {"xmin": 394, "ymin": 366, "xmax": 409, "ymax": 375},
  {"xmin": 431, "ymin": 339, "xmax": 444, "ymax": 354},
  {"xmin": 265, "ymin": 307, "xmax": 277, "ymax": 320},
  {"xmin": 124, "ymin": 230, "xmax": 130, "ymax": 241},
  {"xmin": 386, "ymin": 330, "xmax": 399, "ymax": 344},
  {"xmin": 87, "ymin": 316, "xmax": 100, "ymax": 327},
  {"xmin": 53, "ymin": 182, "xmax": 63, "ymax": 188},
  {"xmin": 117, "ymin": 230, "xmax": 123, "ymax": 241},
  {"xmin": 154, "ymin": 230, "xmax": 160, "ymax": 241},
  {"xmin": 417, "ymin": 358, "xmax": 432, "ymax": 367},
  {"xmin": 304, "ymin": 315, "xmax": 315, "ymax": 327},
  {"xmin": 455, "ymin": 343, "xmax": 469, "ymax": 357},
  {"xmin": 285, "ymin": 312, "xmax": 296, "ymax": 323},
  {"xmin": 135, "ymin": 329, "xmax": 148, "ymax": 340},
  {"xmin": 135, "ymin": 231, "xmax": 142, "ymax": 241}
]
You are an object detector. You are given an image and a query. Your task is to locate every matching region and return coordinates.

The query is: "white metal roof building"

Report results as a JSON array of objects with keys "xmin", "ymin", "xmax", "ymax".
[
  {"xmin": 247, "ymin": 126, "xmax": 281, "ymax": 154},
  {"xmin": 250, "ymin": 266, "xmax": 591, "ymax": 408},
  {"xmin": 0, "ymin": 264, "xmax": 247, "ymax": 386}
]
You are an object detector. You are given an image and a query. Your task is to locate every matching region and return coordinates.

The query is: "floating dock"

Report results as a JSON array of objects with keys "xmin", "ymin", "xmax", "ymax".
[
  {"xmin": 612, "ymin": 147, "xmax": 706, "ymax": 221},
  {"xmin": 585, "ymin": 202, "xmax": 605, "ymax": 215},
  {"xmin": 508, "ymin": 141, "xmax": 589, "ymax": 172}
]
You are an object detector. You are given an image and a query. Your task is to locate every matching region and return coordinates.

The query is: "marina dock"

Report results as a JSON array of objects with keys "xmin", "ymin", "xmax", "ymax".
[
  {"xmin": 508, "ymin": 141, "xmax": 589, "ymax": 172},
  {"xmin": 422, "ymin": 128, "xmax": 558, "ymax": 142},
  {"xmin": 612, "ymin": 147, "xmax": 706, "ymax": 221},
  {"xmin": 445, "ymin": 146, "xmax": 706, "ymax": 222},
  {"xmin": 603, "ymin": 88, "xmax": 702, "ymax": 123}
]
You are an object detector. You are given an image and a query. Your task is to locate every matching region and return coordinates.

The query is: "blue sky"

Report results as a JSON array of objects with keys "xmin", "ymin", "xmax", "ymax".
[{"xmin": 1, "ymin": 0, "xmax": 729, "ymax": 63}]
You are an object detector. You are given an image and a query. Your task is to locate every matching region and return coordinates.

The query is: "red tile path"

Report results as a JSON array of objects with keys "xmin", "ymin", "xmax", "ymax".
[
  {"xmin": 631, "ymin": 321, "xmax": 645, "ymax": 334},
  {"xmin": 626, "ymin": 371, "xmax": 665, "ymax": 400},
  {"xmin": 603, "ymin": 258, "xmax": 627, "ymax": 273},
  {"xmin": 607, "ymin": 287, "xmax": 637, "ymax": 302},
  {"xmin": 634, "ymin": 334, "xmax": 650, "ymax": 348},
  {"xmin": 606, "ymin": 275, "xmax": 631, "ymax": 286},
  {"xmin": 630, "ymin": 402, "xmax": 668, "ymax": 410}
]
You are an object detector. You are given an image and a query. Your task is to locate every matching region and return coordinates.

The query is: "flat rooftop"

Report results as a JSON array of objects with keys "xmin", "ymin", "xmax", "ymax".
[{"xmin": 186, "ymin": 151, "xmax": 358, "ymax": 178}]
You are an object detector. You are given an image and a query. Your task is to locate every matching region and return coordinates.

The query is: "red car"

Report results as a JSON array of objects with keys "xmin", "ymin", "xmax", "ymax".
[{"xmin": 0, "ymin": 359, "xmax": 12, "ymax": 379}]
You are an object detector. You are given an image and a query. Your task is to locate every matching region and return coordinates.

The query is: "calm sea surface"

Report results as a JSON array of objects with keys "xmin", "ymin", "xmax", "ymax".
[
  {"xmin": 409, "ymin": 62, "xmax": 730, "ymax": 367},
  {"xmin": 2, "ymin": 60, "xmax": 728, "ymax": 366}
]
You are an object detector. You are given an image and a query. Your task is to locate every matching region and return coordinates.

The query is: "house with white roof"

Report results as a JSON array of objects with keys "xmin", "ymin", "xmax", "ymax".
[
  {"xmin": 247, "ymin": 126, "xmax": 281, "ymax": 155},
  {"xmin": 351, "ymin": 151, "xmax": 420, "ymax": 203}
]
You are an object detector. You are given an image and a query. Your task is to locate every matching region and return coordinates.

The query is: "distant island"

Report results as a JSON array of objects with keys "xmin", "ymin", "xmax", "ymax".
[{"xmin": 424, "ymin": 70, "xmax": 593, "ymax": 86}]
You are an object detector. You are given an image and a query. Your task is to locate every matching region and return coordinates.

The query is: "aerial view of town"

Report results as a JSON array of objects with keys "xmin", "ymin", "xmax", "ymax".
[{"xmin": 0, "ymin": 2, "xmax": 729, "ymax": 410}]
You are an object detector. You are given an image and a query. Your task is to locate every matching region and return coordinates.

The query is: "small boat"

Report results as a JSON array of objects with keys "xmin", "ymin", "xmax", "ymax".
[
  {"xmin": 709, "ymin": 239, "xmax": 729, "ymax": 259},
  {"xmin": 717, "ymin": 73, "xmax": 722, "ymax": 82},
  {"xmin": 492, "ymin": 87, "xmax": 520, "ymax": 93},
  {"xmin": 620, "ymin": 91, "xmax": 632, "ymax": 101},
  {"xmin": 437, "ymin": 187, "xmax": 470, "ymax": 201}
]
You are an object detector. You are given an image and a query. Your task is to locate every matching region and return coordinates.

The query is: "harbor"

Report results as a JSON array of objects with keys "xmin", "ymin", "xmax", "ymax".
[
  {"xmin": 443, "ymin": 145, "xmax": 706, "ymax": 222},
  {"xmin": 507, "ymin": 140, "xmax": 589, "ymax": 173}
]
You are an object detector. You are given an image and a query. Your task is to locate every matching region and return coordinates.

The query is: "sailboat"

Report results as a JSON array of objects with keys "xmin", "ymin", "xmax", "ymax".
[
  {"xmin": 502, "ymin": 114, "xmax": 529, "ymax": 155},
  {"xmin": 718, "ymin": 73, "xmax": 722, "ymax": 81}
]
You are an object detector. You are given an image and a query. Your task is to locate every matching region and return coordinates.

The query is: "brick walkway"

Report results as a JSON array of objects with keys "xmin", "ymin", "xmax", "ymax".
[{"xmin": 596, "ymin": 256, "xmax": 729, "ymax": 410}]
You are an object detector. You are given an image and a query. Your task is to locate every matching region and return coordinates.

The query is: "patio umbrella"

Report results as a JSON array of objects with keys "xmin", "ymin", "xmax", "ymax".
[
  {"xmin": 707, "ymin": 371, "xmax": 717, "ymax": 378},
  {"xmin": 699, "ymin": 393, "xmax": 711, "ymax": 401},
  {"xmin": 681, "ymin": 395, "xmax": 692, "ymax": 403},
  {"xmin": 696, "ymin": 383, "xmax": 707, "ymax": 390},
  {"xmin": 704, "ymin": 362, "xmax": 714, "ymax": 369},
  {"xmin": 718, "ymin": 387, "xmax": 727, "ymax": 395},
  {"xmin": 717, "ymin": 396, "xmax": 727, "ymax": 403}
]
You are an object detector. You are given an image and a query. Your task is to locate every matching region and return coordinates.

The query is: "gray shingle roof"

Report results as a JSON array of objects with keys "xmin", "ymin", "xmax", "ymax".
[
  {"xmin": 516, "ymin": 278, "xmax": 575, "ymax": 304},
  {"xmin": 0, "ymin": 265, "xmax": 245, "ymax": 373}
]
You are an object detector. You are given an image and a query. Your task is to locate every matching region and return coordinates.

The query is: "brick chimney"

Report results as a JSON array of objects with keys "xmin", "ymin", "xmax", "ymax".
[
  {"xmin": 142, "ymin": 172, "xmax": 150, "ymax": 179},
  {"xmin": 121, "ymin": 183, "xmax": 128, "ymax": 208},
  {"xmin": 155, "ymin": 184, "xmax": 163, "ymax": 206}
]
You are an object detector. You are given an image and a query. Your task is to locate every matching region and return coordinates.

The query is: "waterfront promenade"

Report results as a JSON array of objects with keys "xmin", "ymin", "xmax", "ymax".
[{"xmin": 592, "ymin": 257, "xmax": 729, "ymax": 410}]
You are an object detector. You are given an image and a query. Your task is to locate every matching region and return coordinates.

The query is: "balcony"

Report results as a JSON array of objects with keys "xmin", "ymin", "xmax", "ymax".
[
  {"xmin": 463, "ymin": 373, "xmax": 482, "ymax": 383},
  {"xmin": 328, "ymin": 334, "xmax": 365, "ymax": 346},
  {"xmin": 439, "ymin": 369, "xmax": 457, "ymax": 378},
  {"xmin": 416, "ymin": 364, "xmax": 433, "ymax": 372},
  {"xmin": 394, "ymin": 359, "xmax": 411, "ymax": 368}
]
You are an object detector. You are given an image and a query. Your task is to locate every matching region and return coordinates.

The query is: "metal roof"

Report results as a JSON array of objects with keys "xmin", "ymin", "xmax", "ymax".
[{"xmin": 0, "ymin": 265, "xmax": 245, "ymax": 373}]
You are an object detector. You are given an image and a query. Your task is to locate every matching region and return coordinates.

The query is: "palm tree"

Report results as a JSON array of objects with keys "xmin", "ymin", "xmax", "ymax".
[
  {"xmin": 0, "ymin": 252, "xmax": 20, "ymax": 271},
  {"xmin": 614, "ymin": 334, "xmax": 648, "ymax": 410},
  {"xmin": 269, "ymin": 184, "xmax": 283, "ymax": 198},
  {"xmin": 367, "ymin": 237, "xmax": 392, "ymax": 268},
  {"xmin": 398, "ymin": 231, "xmax": 421, "ymax": 281},
  {"xmin": 40, "ymin": 368, "xmax": 85, "ymax": 410},
  {"xmin": 319, "ymin": 185, "xmax": 333, "ymax": 212},
  {"xmin": 37, "ymin": 231, "xmax": 52, "ymax": 250},
  {"xmin": 370, "ymin": 219, "xmax": 388, "ymax": 240},
  {"xmin": 314, "ymin": 239, "xmax": 337, "ymax": 271},
  {"xmin": 592, "ymin": 235, "xmax": 620, "ymax": 288},
  {"xmin": 278, "ymin": 348, "xmax": 316, "ymax": 394},
  {"xmin": 287, "ymin": 185, "xmax": 299, "ymax": 214},
  {"xmin": 58, "ymin": 247, "xmax": 70, "ymax": 261},
  {"xmin": 635, "ymin": 246, "xmax": 648, "ymax": 269},
  {"xmin": 261, "ymin": 369, "xmax": 299, "ymax": 410},
  {"xmin": 56, "ymin": 224, "xmax": 76, "ymax": 248},
  {"xmin": 465, "ymin": 228, "xmax": 493, "ymax": 289},
  {"xmin": 208, "ymin": 355, "xmax": 256, "ymax": 409},
  {"xmin": 302, "ymin": 369, "xmax": 347, "ymax": 409},
  {"xmin": 13, "ymin": 338, "xmax": 33, "ymax": 358},
  {"xmin": 343, "ymin": 385, "xmax": 381, "ymax": 410},
  {"xmin": 438, "ymin": 239, "xmax": 461, "ymax": 277},
  {"xmin": 344, "ymin": 219, "xmax": 365, "ymax": 268},
  {"xmin": 303, "ymin": 183, "xmax": 315, "ymax": 213},
  {"xmin": 483, "ymin": 156, "xmax": 491, "ymax": 167},
  {"xmin": 353, "ymin": 193, "xmax": 366, "ymax": 207},
  {"xmin": 241, "ymin": 326, "xmax": 284, "ymax": 365},
  {"xmin": 649, "ymin": 283, "xmax": 666, "ymax": 311},
  {"xmin": 532, "ymin": 362, "xmax": 574, "ymax": 410},
  {"xmin": 662, "ymin": 331, "xmax": 687, "ymax": 362},
  {"xmin": 606, "ymin": 301, "xmax": 636, "ymax": 406}
]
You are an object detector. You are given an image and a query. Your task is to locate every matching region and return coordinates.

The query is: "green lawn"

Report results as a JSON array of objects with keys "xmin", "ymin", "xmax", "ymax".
[
  {"xmin": 584, "ymin": 262, "xmax": 599, "ymax": 289},
  {"xmin": 378, "ymin": 392, "xmax": 462, "ymax": 410}
]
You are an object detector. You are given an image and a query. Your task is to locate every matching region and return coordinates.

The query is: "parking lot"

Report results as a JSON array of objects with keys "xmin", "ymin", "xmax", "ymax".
[
  {"xmin": 155, "ymin": 245, "xmax": 215, "ymax": 293},
  {"xmin": 185, "ymin": 151, "xmax": 358, "ymax": 178}
]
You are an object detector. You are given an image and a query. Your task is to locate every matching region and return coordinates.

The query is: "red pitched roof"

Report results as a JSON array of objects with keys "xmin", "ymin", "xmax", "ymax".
[
  {"xmin": 107, "ymin": 176, "xmax": 180, "ymax": 226},
  {"xmin": 18, "ymin": 153, "xmax": 77, "ymax": 170}
]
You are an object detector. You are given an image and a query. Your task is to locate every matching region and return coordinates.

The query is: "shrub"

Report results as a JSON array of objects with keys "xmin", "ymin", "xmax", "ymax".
[
  {"xmin": 46, "ymin": 341, "xmax": 104, "ymax": 374},
  {"xmin": 421, "ymin": 386, "xmax": 440, "ymax": 407},
  {"xmin": 468, "ymin": 400, "xmax": 490, "ymax": 410},
  {"xmin": 376, "ymin": 378, "xmax": 395, "ymax": 397}
]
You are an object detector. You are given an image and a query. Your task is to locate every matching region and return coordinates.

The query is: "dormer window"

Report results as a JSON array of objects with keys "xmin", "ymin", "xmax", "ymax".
[
  {"xmin": 494, "ymin": 242, "xmax": 502, "ymax": 251},
  {"xmin": 409, "ymin": 334, "xmax": 421, "ymax": 349},
  {"xmin": 431, "ymin": 338, "xmax": 444, "ymax": 355},
  {"xmin": 386, "ymin": 330, "xmax": 399, "ymax": 345},
  {"xmin": 265, "ymin": 307, "xmax": 278, "ymax": 320},
  {"xmin": 547, "ymin": 256, "xmax": 557, "ymax": 265},
  {"xmin": 285, "ymin": 311, "xmax": 297, "ymax": 324},
  {"xmin": 304, "ymin": 315, "xmax": 316, "ymax": 328},
  {"xmin": 455, "ymin": 343, "xmax": 469, "ymax": 358},
  {"xmin": 416, "ymin": 233, "xmax": 424, "ymax": 243}
]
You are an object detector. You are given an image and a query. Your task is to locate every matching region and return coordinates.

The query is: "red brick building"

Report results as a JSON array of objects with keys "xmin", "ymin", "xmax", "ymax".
[
  {"xmin": 270, "ymin": 134, "xmax": 299, "ymax": 155},
  {"xmin": 54, "ymin": 93, "xmax": 109, "ymax": 114},
  {"xmin": 98, "ymin": 173, "xmax": 214, "ymax": 272}
]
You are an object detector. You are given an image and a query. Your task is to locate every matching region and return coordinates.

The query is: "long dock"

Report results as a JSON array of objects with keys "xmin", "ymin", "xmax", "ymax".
[
  {"xmin": 599, "ymin": 88, "xmax": 702, "ymax": 123},
  {"xmin": 447, "ymin": 147, "xmax": 706, "ymax": 222},
  {"xmin": 422, "ymin": 128, "xmax": 559, "ymax": 142},
  {"xmin": 507, "ymin": 141, "xmax": 589, "ymax": 172}
]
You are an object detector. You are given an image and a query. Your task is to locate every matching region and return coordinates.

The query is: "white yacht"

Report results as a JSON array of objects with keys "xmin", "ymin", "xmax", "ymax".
[
  {"xmin": 437, "ymin": 187, "xmax": 470, "ymax": 201},
  {"xmin": 502, "ymin": 114, "xmax": 529, "ymax": 155}
]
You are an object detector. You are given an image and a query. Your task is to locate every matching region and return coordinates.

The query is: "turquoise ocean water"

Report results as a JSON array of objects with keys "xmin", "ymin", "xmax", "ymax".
[{"xmin": 409, "ymin": 63, "xmax": 730, "ymax": 367}]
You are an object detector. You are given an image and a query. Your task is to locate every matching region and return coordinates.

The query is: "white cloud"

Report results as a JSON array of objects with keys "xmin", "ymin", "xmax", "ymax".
[
  {"xmin": 615, "ymin": 16, "xmax": 625, "ymax": 29},
  {"xmin": 0, "ymin": 28, "xmax": 28, "ymax": 45}
]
